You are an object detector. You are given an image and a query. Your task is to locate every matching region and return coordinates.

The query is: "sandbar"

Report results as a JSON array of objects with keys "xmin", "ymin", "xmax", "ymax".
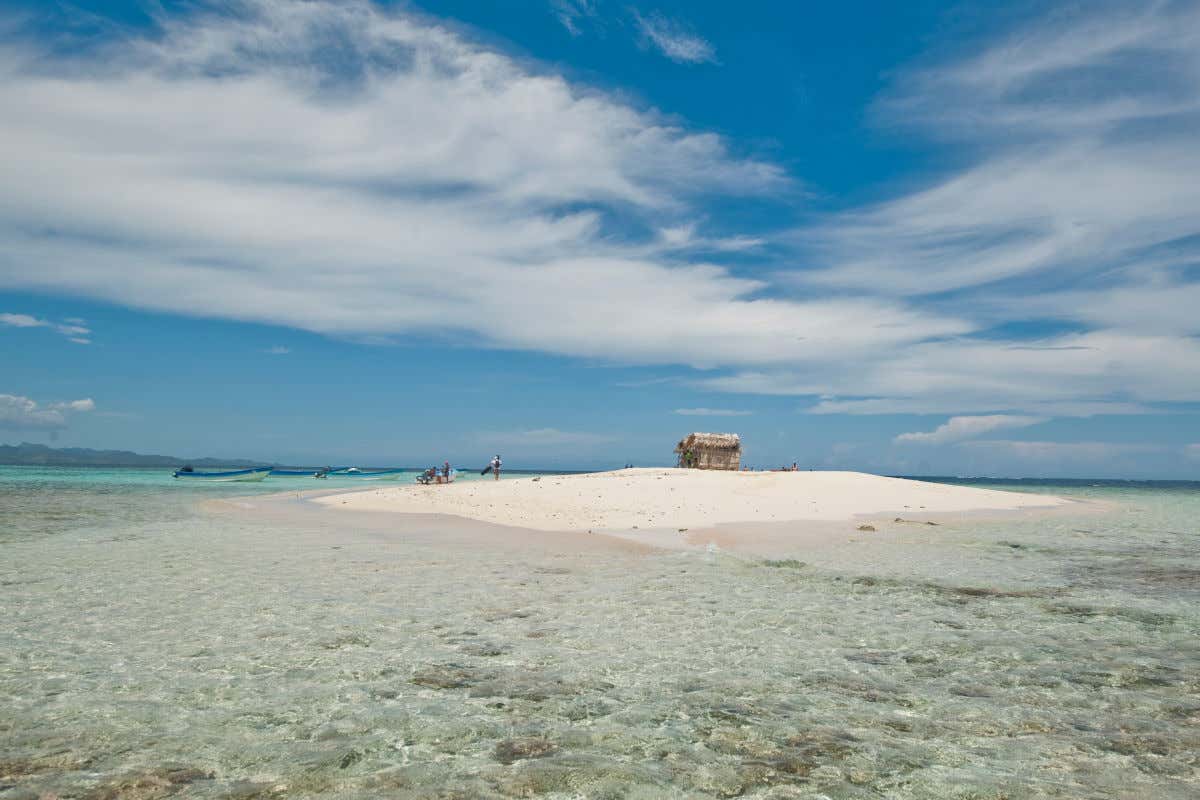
[{"xmin": 312, "ymin": 468, "xmax": 1077, "ymax": 534}]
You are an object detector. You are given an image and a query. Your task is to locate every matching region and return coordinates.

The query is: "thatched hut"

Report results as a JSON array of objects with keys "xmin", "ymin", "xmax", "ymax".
[{"xmin": 675, "ymin": 432, "xmax": 741, "ymax": 471}]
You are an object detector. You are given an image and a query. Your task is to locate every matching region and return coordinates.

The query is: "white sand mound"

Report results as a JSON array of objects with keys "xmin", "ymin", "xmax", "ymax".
[{"xmin": 314, "ymin": 468, "xmax": 1069, "ymax": 532}]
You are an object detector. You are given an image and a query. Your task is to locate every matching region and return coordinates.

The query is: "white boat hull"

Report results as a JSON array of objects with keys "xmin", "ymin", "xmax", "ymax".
[{"xmin": 175, "ymin": 468, "xmax": 272, "ymax": 482}]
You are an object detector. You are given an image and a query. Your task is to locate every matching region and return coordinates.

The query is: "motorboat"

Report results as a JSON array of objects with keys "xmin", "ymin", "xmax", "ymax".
[
  {"xmin": 172, "ymin": 466, "xmax": 272, "ymax": 482},
  {"xmin": 335, "ymin": 467, "xmax": 407, "ymax": 480}
]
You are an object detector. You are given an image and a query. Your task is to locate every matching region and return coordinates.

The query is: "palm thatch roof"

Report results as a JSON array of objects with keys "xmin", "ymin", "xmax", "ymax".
[{"xmin": 675, "ymin": 432, "xmax": 741, "ymax": 452}]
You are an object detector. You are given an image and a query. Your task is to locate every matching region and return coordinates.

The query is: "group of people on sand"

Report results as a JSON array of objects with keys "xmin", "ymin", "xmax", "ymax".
[
  {"xmin": 417, "ymin": 461, "xmax": 456, "ymax": 485},
  {"xmin": 416, "ymin": 455, "xmax": 503, "ymax": 485}
]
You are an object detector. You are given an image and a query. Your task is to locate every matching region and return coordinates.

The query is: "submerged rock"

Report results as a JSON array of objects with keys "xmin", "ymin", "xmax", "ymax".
[
  {"xmin": 411, "ymin": 663, "xmax": 490, "ymax": 690},
  {"xmin": 493, "ymin": 737, "xmax": 557, "ymax": 764},
  {"xmin": 81, "ymin": 766, "xmax": 214, "ymax": 800},
  {"xmin": 458, "ymin": 641, "xmax": 510, "ymax": 657},
  {"xmin": 468, "ymin": 675, "xmax": 576, "ymax": 702}
]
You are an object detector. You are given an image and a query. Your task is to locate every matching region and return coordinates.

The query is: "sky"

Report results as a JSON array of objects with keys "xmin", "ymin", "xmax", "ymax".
[{"xmin": 1, "ymin": 0, "xmax": 1199, "ymax": 476}]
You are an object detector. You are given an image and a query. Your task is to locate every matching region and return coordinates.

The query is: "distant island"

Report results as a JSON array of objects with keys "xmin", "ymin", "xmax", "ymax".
[
  {"xmin": 0, "ymin": 442, "xmax": 264, "ymax": 469},
  {"xmin": 0, "ymin": 442, "xmax": 584, "ymax": 474}
]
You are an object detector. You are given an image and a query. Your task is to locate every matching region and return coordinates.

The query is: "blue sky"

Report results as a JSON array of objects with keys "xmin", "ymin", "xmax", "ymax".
[{"xmin": 2, "ymin": 0, "xmax": 1199, "ymax": 476}]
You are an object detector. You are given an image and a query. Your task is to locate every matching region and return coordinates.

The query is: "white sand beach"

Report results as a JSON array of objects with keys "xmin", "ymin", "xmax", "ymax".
[{"xmin": 313, "ymin": 468, "xmax": 1073, "ymax": 533}]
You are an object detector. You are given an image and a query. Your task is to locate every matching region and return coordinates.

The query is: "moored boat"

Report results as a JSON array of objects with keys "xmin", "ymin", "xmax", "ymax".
[
  {"xmin": 270, "ymin": 467, "xmax": 334, "ymax": 478},
  {"xmin": 336, "ymin": 467, "xmax": 408, "ymax": 480},
  {"xmin": 173, "ymin": 466, "xmax": 272, "ymax": 482}
]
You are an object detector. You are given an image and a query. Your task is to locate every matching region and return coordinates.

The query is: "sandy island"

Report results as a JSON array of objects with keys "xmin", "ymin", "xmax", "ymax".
[{"xmin": 313, "ymin": 468, "xmax": 1076, "ymax": 534}]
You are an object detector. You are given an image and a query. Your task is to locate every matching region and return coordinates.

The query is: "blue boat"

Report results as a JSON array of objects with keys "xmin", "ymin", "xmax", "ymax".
[
  {"xmin": 270, "ymin": 467, "xmax": 334, "ymax": 478},
  {"xmin": 335, "ymin": 467, "xmax": 408, "ymax": 480},
  {"xmin": 173, "ymin": 466, "xmax": 272, "ymax": 482}
]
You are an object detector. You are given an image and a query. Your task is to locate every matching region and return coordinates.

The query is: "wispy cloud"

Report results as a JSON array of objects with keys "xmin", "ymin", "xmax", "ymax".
[
  {"xmin": 264, "ymin": 345, "xmax": 291, "ymax": 355},
  {"xmin": 795, "ymin": 3, "xmax": 1200, "ymax": 297},
  {"xmin": 632, "ymin": 10, "xmax": 716, "ymax": 64},
  {"xmin": 701, "ymin": 330, "xmax": 1197, "ymax": 417},
  {"xmin": 895, "ymin": 415, "xmax": 1045, "ymax": 445},
  {"xmin": 0, "ymin": 313, "xmax": 41, "ymax": 328},
  {"xmin": 1, "ymin": 312, "xmax": 91, "ymax": 344},
  {"xmin": 551, "ymin": 0, "xmax": 597, "ymax": 36},
  {"xmin": 674, "ymin": 407, "xmax": 751, "ymax": 417},
  {"xmin": 656, "ymin": 224, "xmax": 764, "ymax": 253},
  {"xmin": 0, "ymin": 394, "xmax": 95, "ymax": 430},
  {"xmin": 51, "ymin": 398, "xmax": 96, "ymax": 413}
]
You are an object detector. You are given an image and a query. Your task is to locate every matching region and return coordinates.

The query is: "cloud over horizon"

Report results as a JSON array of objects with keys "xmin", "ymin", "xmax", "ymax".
[
  {"xmin": 0, "ymin": 394, "xmax": 95, "ymax": 430},
  {"xmin": 895, "ymin": 415, "xmax": 1045, "ymax": 445}
]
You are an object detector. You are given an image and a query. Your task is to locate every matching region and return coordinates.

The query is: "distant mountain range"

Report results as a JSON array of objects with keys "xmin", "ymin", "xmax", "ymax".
[
  {"xmin": 0, "ymin": 442, "xmax": 265, "ymax": 468},
  {"xmin": 0, "ymin": 442, "xmax": 584, "ymax": 474}
]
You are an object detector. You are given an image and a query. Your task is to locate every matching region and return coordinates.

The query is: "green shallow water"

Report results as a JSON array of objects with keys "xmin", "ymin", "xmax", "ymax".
[{"xmin": 1, "ymin": 466, "xmax": 1198, "ymax": 798}]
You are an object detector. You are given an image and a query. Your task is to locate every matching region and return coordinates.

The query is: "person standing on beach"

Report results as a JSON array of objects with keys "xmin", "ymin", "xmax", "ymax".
[{"xmin": 490, "ymin": 454, "xmax": 502, "ymax": 480}]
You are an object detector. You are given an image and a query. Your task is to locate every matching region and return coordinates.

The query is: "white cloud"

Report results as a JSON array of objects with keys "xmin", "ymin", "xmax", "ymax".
[
  {"xmin": 656, "ymin": 223, "xmax": 764, "ymax": 253},
  {"xmin": 895, "ymin": 415, "xmax": 1045, "ymax": 445},
  {"xmin": 790, "ymin": 3, "xmax": 1200, "ymax": 300},
  {"xmin": 632, "ymin": 11, "xmax": 716, "ymax": 64},
  {"xmin": 551, "ymin": 0, "xmax": 597, "ymax": 36},
  {"xmin": 0, "ymin": 312, "xmax": 91, "ymax": 343},
  {"xmin": 1014, "ymin": 281, "xmax": 1200, "ymax": 337},
  {"xmin": 50, "ymin": 398, "xmax": 96, "ymax": 413},
  {"xmin": 676, "ymin": 0, "xmax": 1200, "ymax": 420},
  {"xmin": 702, "ymin": 330, "xmax": 1200, "ymax": 416},
  {"xmin": 0, "ymin": 394, "xmax": 95, "ymax": 430},
  {"xmin": 0, "ymin": 313, "xmax": 42, "ymax": 328},
  {"xmin": 674, "ymin": 407, "xmax": 751, "ymax": 416},
  {"xmin": 0, "ymin": 0, "xmax": 976, "ymax": 375},
  {"xmin": 1186, "ymin": 443, "xmax": 1200, "ymax": 461},
  {"xmin": 264, "ymin": 345, "xmax": 291, "ymax": 355}
]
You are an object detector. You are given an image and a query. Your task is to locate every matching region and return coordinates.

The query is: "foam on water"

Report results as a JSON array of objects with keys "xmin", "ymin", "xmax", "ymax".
[{"xmin": 1, "ymin": 466, "xmax": 1198, "ymax": 798}]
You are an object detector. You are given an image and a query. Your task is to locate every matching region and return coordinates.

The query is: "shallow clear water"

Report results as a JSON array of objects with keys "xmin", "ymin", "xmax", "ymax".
[{"xmin": 1, "ymin": 467, "xmax": 1197, "ymax": 798}]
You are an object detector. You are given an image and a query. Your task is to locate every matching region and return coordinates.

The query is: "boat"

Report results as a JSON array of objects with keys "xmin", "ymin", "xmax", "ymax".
[
  {"xmin": 335, "ymin": 467, "xmax": 408, "ymax": 480},
  {"xmin": 270, "ymin": 467, "xmax": 334, "ymax": 478},
  {"xmin": 173, "ymin": 466, "xmax": 272, "ymax": 482}
]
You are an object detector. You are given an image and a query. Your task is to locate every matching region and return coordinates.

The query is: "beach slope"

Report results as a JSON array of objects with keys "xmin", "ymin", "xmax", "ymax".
[{"xmin": 313, "ymin": 468, "xmax": 1071, "ymax": 532}]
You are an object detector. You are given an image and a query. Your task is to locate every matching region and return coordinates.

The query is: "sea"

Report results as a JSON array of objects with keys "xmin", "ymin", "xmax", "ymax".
[{"xmin": 1, "ymin": 465, "xmax": 1197, "ymax": 799}]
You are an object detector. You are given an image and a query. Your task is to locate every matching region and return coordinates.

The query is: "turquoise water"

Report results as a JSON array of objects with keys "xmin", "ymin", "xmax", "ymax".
[
  {"xmin": 0, "ymin": 466, "xmax": 522, "ymax": 543},
  {"xmin": 1, "ymin": 466, "xmax": 1198, "ymax": 798}
]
